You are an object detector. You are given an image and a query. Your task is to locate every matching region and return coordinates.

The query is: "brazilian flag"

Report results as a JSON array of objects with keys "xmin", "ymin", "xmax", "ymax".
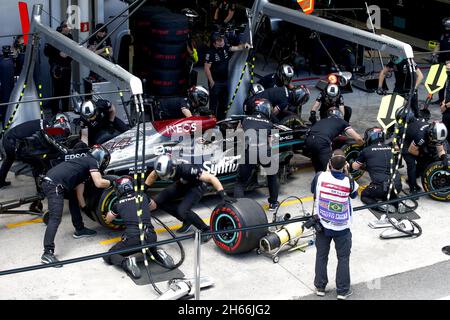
[{"xmin": 328, "ymin": 202, "xmax": 343, "ymax": 212}]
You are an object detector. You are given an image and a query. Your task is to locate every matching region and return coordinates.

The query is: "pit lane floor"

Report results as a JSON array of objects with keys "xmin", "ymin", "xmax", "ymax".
[{"xmin": 0, "ymin": 63, "xmax": 449, "ymax": 300}]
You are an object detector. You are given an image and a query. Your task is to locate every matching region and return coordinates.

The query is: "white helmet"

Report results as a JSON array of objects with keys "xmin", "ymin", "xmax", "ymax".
[
  {"xmin": 81, "ymin": 100, "xmax": 97, "ymax": 121},
  {"xmin": 250, "ymin": 83, "xmax": 265, "ymax": 96},
  {"xmin": 326, "ymin": 84, "xmax": 340, "ymax": 97},
  {"xmin": 154, "ymin": 154, "xmax": 176, "ymax": 180},
  {"xmin": 428, "ymin": 122, "xmax": 448, "ymax": 143},
  {"xmin": 277, "ymin": 64, "xmax": 294, "ymax": 85}
]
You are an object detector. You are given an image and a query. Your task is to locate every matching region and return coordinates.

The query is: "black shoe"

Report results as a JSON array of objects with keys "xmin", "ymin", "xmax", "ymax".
[
  {"xmin": 0, "ymin": 181, "xmax": 11, "ymax": 189},
  {"xmin": 122, "ymin": 256, "xmax": 141, "ymax": 279},
  {"xmin": 201, "ymin": 233, "xmax": 213, "ymax": 244},
  {"xmin": 73, "ymin": 227, "xmax": 97, "ymax": 239},
  {"xmin": 176, "ymin": 222, "xmax": 193, "ymax": 234},
  {"xmin": 409, "ymin": 185, "xmax": 422, "ymax": 194},
  {"xmin": 41, "ymin": 250, "xmax": 63, "ymax": 268}
]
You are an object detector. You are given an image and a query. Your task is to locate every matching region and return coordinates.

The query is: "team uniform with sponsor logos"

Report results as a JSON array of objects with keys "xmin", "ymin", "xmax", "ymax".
[
  {"xmin": 311, "ymin": 170, "xmax": 358, "ymax": 295},
  {"xmin": 154, "ymin": 97, "xmax": 191, "ymax": 120},
  {"xmin": 153, "ymin": 164, "xmax": 210, "ymax": 233},
  {"xmin": 234, "ymin": 114, "xmax": 279, "ymax": 206},
  {"xmin": 42, "ymin": 156, "xmax": 100, "ymax": 252}
]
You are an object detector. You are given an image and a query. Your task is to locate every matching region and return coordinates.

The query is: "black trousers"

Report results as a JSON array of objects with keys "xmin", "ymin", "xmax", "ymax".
[
  {"xmin": 209, "ymin": 82, "xmax": 228, "ymax": 121},
  {"xmin": 103, "ymin": 232, "xmax": 157, "ymax": 267},
  {"xmin": 314, "ymin": 230, "xmax": 352, "ymax": 294},
  {"xmin": 305, "ymin": 135, "xmax": 332, "ymax": 173},
  {"xmin": 402, "ymin": 152, "xmax": 432, "ymax": 189},
  {"xmin": 234, "ymin": 163, "xmax": 279, "ymax": 204},
  {"xmin": 361, "ymin": 177, "xmax": 402, "ymax": 208},
  {"xmin": 0, "ymin": 136, "xmax": 15, "ymax": 184},
  {"xmin": 50, "ymin": 66, "xmax": 71, "ymax": 116},
  {"xmin": 42, "ymin": 181, "xmax": 84, "ymax": 252},
  {"xmin": 155, "ymin": 182, "xmax": 208, "ymax": 231},
  {"xmin": 443, "ymin": 110, "xmax": 450, "ymax": 145},
  {"xmin": 395, "ymin": 89, "xmax": 419, "ymax": 118}
]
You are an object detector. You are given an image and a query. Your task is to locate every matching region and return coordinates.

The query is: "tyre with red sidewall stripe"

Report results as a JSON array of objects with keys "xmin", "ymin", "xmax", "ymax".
[{"xmin": 211, "ymin": 198, "xmax": 268, "ymax": 254}]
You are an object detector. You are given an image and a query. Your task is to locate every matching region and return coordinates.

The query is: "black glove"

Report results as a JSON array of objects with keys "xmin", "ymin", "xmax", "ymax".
[
  {"xmin": 218, "ymin": 190, "xmax": 236, "ymax": 204},
  {"xmin": 441, "ymin": 154, "xmax": 449, "ymax": 167},
  {"xmin": 104, "ymin": 176, "xmax": 117, "ymax": 188},
  {"xmin": 309, "ymin": 111, "xmax": 317, "ymax": 124},
  {"xmin": 376, "ymin": 87, "xmax": 386, "ymax": 96}
]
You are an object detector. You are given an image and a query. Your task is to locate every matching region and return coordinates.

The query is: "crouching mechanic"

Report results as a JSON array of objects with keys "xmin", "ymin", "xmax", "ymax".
[
  {"xmin": 311, "ymin": 149, "xmax": 359, "ymax": 300},
  {"xmin": 103, "ymin": 176, "xmax": 174, "ymax": 279},
  {"xmin": 41, "ymin": 145, "xmax": 112, "ymax": 265},
  {"xmin": 305, "ymin": 107, "xmax": 364, "ymax": 173},
  {"xmin": 352, "ymin": 127, "xmax": 402, "ymax": 213},
  {"xmin": 144, "ymin": 154, "xmax": 234, "ymax": 242},
  {"xmin": 79, "ymin": 99, "xmax": 129, "ymax": 145},
  {"xmin": 234, "ymin": 98, "xmax": 279, "ymax": 213}
]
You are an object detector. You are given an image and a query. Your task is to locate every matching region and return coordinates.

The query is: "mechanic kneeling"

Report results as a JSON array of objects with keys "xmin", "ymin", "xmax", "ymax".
[
  {"xmin": 402, "ymin": 119, "xmax": 448, "ymax": 195},
  {"xmin": 234, "ymin": 98, "xmax": 279, "ymax": 212},
  {"xmin": 305, "ymin": 107, "xmax": 364, "ymax": 173},
  {"xmin": 352, "ymin": 127, "xmax": 402, "ymax": 213},
  {"xmin": 0, "ymin": 114, "xmax": 71, "ymax": 189},
  {"xmin": 103, "ymin": 176, "xmax": 174, "ymax": 279},
  {"xmin": 41, "ymin": 145, "xmax": 112, "ymax": 266},
  {"xmin": 79, "ymin": 99, "xmax": 129, "ymax": 146},
  {"xmin": 144, "ymin": 154, "xmax": 234, "ymax": 242},
  {"xmin": 153, "ymin": 85, "xmax": 210, "ymax": 120}
]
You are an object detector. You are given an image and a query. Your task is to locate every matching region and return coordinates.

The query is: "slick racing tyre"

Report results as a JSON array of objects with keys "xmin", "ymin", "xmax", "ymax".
[
  {"xmin": 211, "ymin": 198, "xmax": 268, "ymax": 254},
  {"xmin": 95, "ymin": 175, "xmax": 125, "ymax": 230},
  {"xmin": 342, "ymin": 143, "xmax": 364, "ymax": 180},
  {"xmin": 149, "ymin": 42, "xmax": 188, "ymax": 70},
  {"xmin": 280, "ymin": 114, "xmax": 305, "ymax": 130},
  {"xmin": 421, "ymin": 161, "xmax": 450, "ymax": 202},
  {"xmin": 150, "ymin": 13, "xmax": 189, "ymax": 43}
]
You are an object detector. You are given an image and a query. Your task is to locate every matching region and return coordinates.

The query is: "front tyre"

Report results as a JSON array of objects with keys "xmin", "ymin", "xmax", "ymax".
[{"xmin": 421, "ymin": 161, "xmax": 450, "ymax": 202}]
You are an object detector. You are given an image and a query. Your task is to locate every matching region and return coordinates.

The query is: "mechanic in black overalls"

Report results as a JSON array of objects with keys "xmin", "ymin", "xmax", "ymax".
[
  {"xmin": 88, "ymin": 23, "xmax": 114, "ymax": 81},
  {"xmin": 204, "ymin": 33, "xmax": 250, "ymax": 120},
  {"xmin": 258, "ymin": 64, "xmax": 295, "ymax": 89},
  {"xmin": 305, "ymin": 107, "xmax": 364, "ymax": 173},
  {"xmin": 243, "ymin": 83, "xmax": 265, "ymax": 115},
  {"xmin": 41, "ymin": 145, "xmax": 113, "ymax": 265},
  {"xmin": 234, "ymin": 98, "xmax": 280, "ymax": 212},
  {"xmin": 104, "ymin": 176, "xmax": 174, "ymax": 279},
  {"xmin": 44, "ymin": 21, "xmax": 73, "ymax": 116},
  {"xmin": 0, "ymin": 117, "xmax": 57, "ymax": 189},
  {"xmin": 352, "ymin": 127, "xmax": 402, "ymax": 213},
  {"xmin": 402, "ymin": 119, "xmax": 448, "ymax": 195},
  {"xmin": 377, "ymin": 56, "xmax": 424, "ymax": 118},
  {"xmin": 144, "ymin": 154, "xmax": 234, "ymax": 241},
  {"xmin": 79, "ymin": 99, "xmax": 129, "ymax": 146},
  {"xmin": 154, "ymin": 85, "xmax": 210, "ymax": 120},
  {"xmin": 214, "ymin": 0, "xmax": 236, "ymax": 25},
  {"xmin": 252, "ymin": 85, "xmax": 310, "ymax": 122},
  {"xmin": 309, "ymin": 84, "xmax": 352, "ymax": 124},
  {"xmin": 432, "ymin": 18, "xmax": 450, "ymax": 105},
  {"xmin": 440, "ymin": 62, "xmax": 450, "ymax": 144}
]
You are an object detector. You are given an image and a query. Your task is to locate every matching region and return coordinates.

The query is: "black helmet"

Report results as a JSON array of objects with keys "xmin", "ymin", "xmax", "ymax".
[
  {"xmin": 277, "ymin": 64, "xmax": 295, "ymax": 85},
  {"xmin": 418, "ymin": 109, "xmax": 431, "ymax": 121},
  {"xmin": 250, "ymin": 83, "xmax": 265, "ymax": 96},
  {"xmin": 327, "ymin": 107, "xmax": 343, "ymax": 119},
  {"xmin": 81, "ymin": 100, "xmax": 97, "ymax": 121},
  {"xmin": 395, "ymin": 106, "xmax": 415, "ymax": 124},
  {"xmin": 390, "ymin": 55, "xmax": 404, "ymax": 65},
  {"xmin": 187, "ymin": 85, "xmax": 209, "ymax": 107},
  {"xmin": 89, "ymin": 145, "xmax": 111, "ymax": 172},
  {"xmin": 52, "ymin": 113, "xmax": 71, "ymax": 139},
  {"xmin": 154, "ymin": 154, "xmax": 176, "ymax": 180},
  {"xmin": 364, "ymin": 127, "xmax": 385, "ymax": 146},
  {"xmin": 211, "ymin": 31, "xmax": 225, "ymax": 43},
  {"xmin": 253, "ymin": 98, "xmax": 273, "ymax": 118},
  {"xmin": 290, "ymin": 85, "xmax": 310, "ymax": 106},
  {"xmin": 114, "ymin": 175, "xmax": 134, "ymax": 197},
  {"xmin": 428, "ymin": 121, "xmax": 448, "ymax": 143}
]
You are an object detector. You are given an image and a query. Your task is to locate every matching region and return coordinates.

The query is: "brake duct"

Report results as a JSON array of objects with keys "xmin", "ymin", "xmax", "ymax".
[{"xmin": 6, "ymin": 4, "xmax": 143, "ymax": 129}]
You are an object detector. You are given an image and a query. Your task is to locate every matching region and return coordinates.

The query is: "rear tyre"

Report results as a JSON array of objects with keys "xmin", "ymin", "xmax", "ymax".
[
  {"xmin": 95, "ymin": 175, "xmax": 125, "ymax": 230},
  {"xmin": 211, "ymin": 198, "xmax": 268, "ymax": 254},
  {"xmin": 421, "ymin": 161, "xmax": 450, "ymax": 201},
  {"xmin": 342, "ymin": 143, "xmax": 364, "ymax": 180}
]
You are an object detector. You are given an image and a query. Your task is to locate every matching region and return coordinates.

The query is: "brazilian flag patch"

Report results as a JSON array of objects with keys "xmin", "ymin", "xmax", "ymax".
[{"xmin": 328, "ymin": 202, "xmax": 343, "ymax": 212}]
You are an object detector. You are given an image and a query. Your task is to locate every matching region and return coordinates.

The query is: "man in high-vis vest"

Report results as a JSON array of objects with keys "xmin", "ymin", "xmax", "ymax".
[{"xmin": 310, "ymin": 149, "xmax": 359, "ymax": 300}]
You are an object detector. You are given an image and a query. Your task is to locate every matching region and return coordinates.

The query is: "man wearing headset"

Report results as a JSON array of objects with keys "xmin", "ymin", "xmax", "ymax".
[{"xmin": 144, "ymin": 154, "xmax": 235, "ymax": 242}]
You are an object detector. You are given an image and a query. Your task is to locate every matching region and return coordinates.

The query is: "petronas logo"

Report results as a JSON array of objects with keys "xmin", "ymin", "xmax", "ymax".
[{"xmin": 329, "ymin": 202, "xmax": 343, "ymax": 212}]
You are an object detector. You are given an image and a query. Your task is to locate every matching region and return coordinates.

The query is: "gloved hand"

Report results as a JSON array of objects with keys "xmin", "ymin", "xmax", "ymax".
[
  {"xmin": 376, "ymin": 87, "xmax": 386, "ymax": 96},
  {"xmin": 218, "ymin": 190, "xmax": 236, "ymax": 204},
  {"xmin": 308, "ymin": 111, "xmax": 317, "ymax": 124},
  {"xmin": 441, "ymin": 154, "xmax": 449, "ymax": 167},
  {"xmin": 104, "ymin": 176, "xmax": 117, "ymax": 189}
]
